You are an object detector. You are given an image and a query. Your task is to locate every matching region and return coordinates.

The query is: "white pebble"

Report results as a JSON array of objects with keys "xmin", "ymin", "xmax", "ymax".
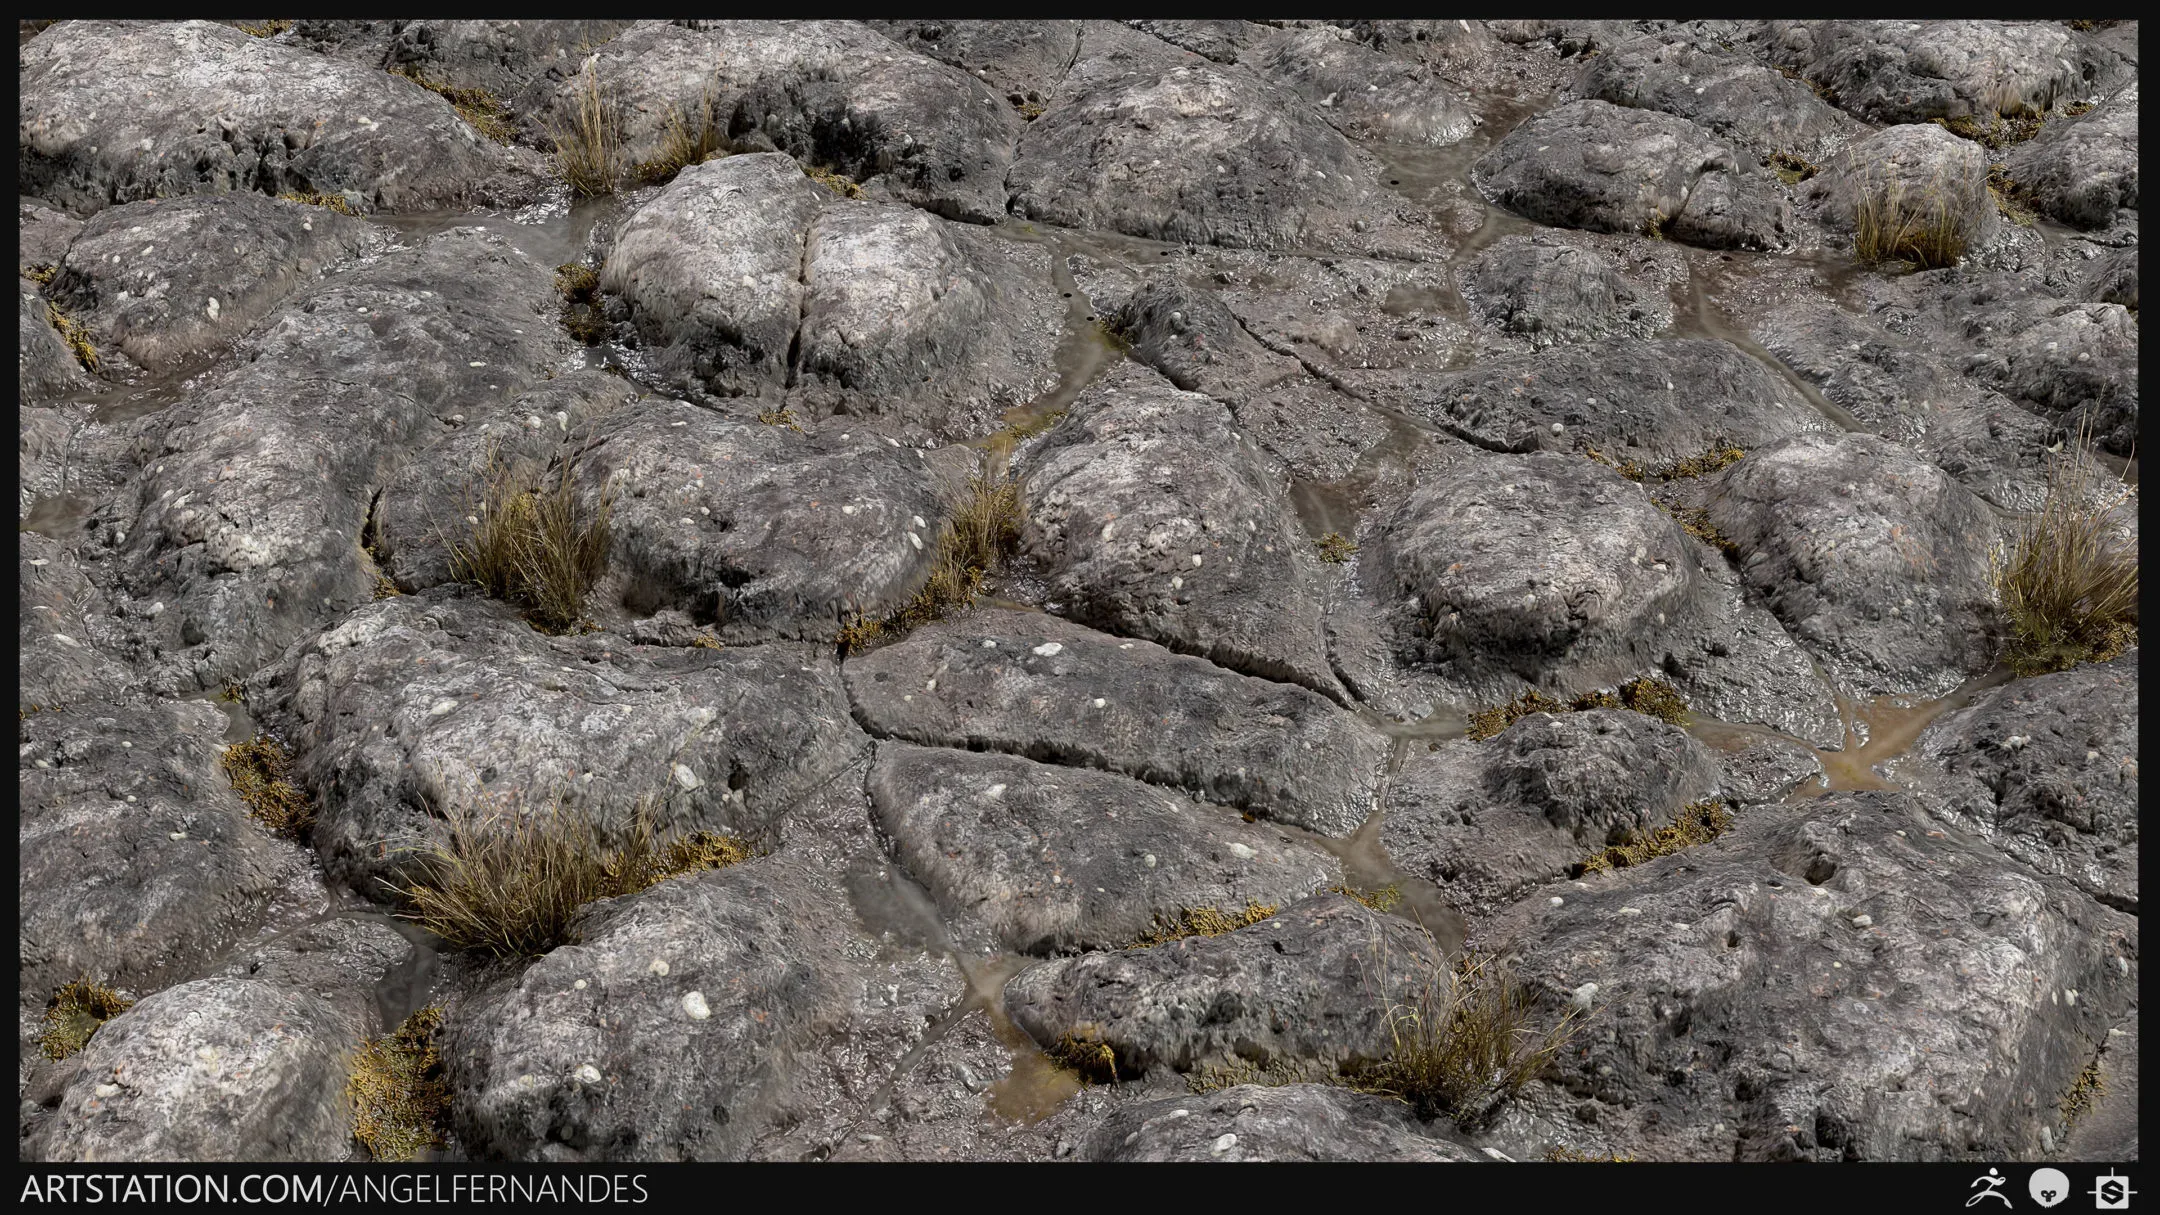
[
  {"xmin": 1092, "ymin": 698, "xmax": 1106, "ymax": 708},
  {"xmin": 169, "ymin": 831, "xmax": 188, "ymax": 841},
  {"xmin": 1211, "ymin": 1133, "xmax": 1238, "ymax": 1154},
  {"xmin": 842, "ymin": 504, "xmax": 857, "ymax": 515},
  {"xmin": 1190, "ymin": 554, "xmax": 1203, "ymax": 567},
  {"xmin": 682, "ymin": 991, "xmax": 712, "ymax": 1020},
  {"xmin": 573, "ymin": 979, "xmax": 587, "ymax": 990},
  {"xmin": 1618, "ymin": 907, "xmax": 1642, "ymax": 916},
  {"xmin": 982, "ymin": 639, "xmax": 998, "ymax": 648},
  {"xmin": 1551, "ymin": 422, "xmax": 1565, "ymax": 434},
  {"xmin": 912, "ymin": 515, "xmax": 926, "ymax": 528},
  {"xmin": 205, "ymin": 297, "xmax": 220, "ymax": 320},
  {"xmin": 648, "ymin": 959, "xmax": 670, "ymax": 976},
  {"xmin": 575, "ymin": 1064, "xmax": 602, "ymax": 1084},
  {"xmin": 1143, "ymin": 854, "xmax": 1157, "ymax": 869},
  {"xmin": 1570, "ymin": 982, "xmax": 1598, "ymax": 1011},
  {"xmin": 672, "ymin": 763, "xmax": 701, "ymax": 790},
  {"xmin": 1549, "ymin": 896, "xmax": 1565, "ymax": 907},
  {"xmin": 1226, "ymin": 842, "xmax": 1256, "ymax": 860},
  {"xmin": 1032, "ymin": 642, "xmax": 1063, "ymax": 657},
  {"xmin": 1851, "ymin": 914, "xmax": 1872, "ymax": 928},
  {"xmin": 908, "ymin": 532, "xmax": 923, "ymax": 550},
  {"xmin": 427, "ymin": 699, "xmax": 458, "ymax": 717},
  {"xmin": 469, "ymin": 361, "xmax": 487, "ymax": 368}
]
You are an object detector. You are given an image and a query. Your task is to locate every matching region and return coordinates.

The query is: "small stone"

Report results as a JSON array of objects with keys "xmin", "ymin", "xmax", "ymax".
[
  {"xmin": 1226, "ymin": 842, "xmax": 1256, "ymax": 860},
  {"xmin": 672, "ymin": 763, "xmax": 701, "ymax": 790},
  {"xmin": 169, "ymin": 831, "xmax": 187, "ymax": 841},
  {"xmin": 648, "ymin": 959, "xmax": 670, "ymax": 977},
  {"xmin": 1551, "ymin": 422, "xmax": 1565, "ymax": 434},
  {"xmin": 1190, "ymin": 554, "xmax": 1203, "ymax": 567},
  {"xmin": 1549, "ymin": 896, "xmax": 1565, "ymax": 907},
  {"xmin": 908, "ymin": 532, "xmax": 923, "ymax": 550},
  {"xmin": 1617, "ymin": 907, "xmax": 1642, "ymax": 916},
  {"xmin": 1851, "ymin": 914, "xmax": 1872, "ymax": 928},
  {"xmin": 682, "ymin": 991, "xmax": 712, "ymax": 1021},
  {"xmin": 1570, "ymin": 982, "xmax": 1598, "ymax": 1011},
  {"xmin": 982, "ymin": 639, "xmax": 997, "ymax": 648},
  {"xmin": 1211, "ymin": 1133, "xmax": 1237, "ymax": 1154},
  {"xmin": 1092, "ymin": 698, "xmax": 1106, "ymax": 708},
  {"xmin": 575, "ymin": 1064, "xmax": 603, "ymax": 1084},
  {"xmin": 1142, "ymin": 854, "xmax": 1157, "ymax": 868},
  {"xmin": 1032, "ymin": 642, "xmax": 1064, "ymax": 657},
  {"xmin": 572, "ymin": 979, "xmax": 587, "ymax": 990},
  {"xmin": 94, "ymin": 1083, "xmax": 121, "ymax": 1099}
]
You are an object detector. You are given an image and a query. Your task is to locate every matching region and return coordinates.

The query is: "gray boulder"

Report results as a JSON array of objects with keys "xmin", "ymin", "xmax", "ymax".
[
  {"xmin": 1968, "ymin": 302, "xmax": 2140, "ymax": 456},
  {"xmin": 868, "ymin": 743, "xmax": 1337, "ymax": 955},
  {"xmin": 1570, "ymin": 33, "xmax": 1866, "ymax": 162},
  {"xmin": 1459, "ymin": 237, "xmax": 1673, "ymax": 349},
  {"xmin": 19, "ymin": 281, "xmax": 89, "ymax": 400},
  {"xmin": 1704, "ymin": 432, "xmax": 1999, "ymax": 699},
  {"xmin": 1085, "ymin": 1083, "xmax": 1483, "ymax": 1161},
  {"xmin": 1112, "ymin": 270, "xmax": 1302, "ymax": 401},
  {"xmin": 1908, "ymin": 654, "xmax": 2138, "ymax": 913},
  {"xmin": 1473, "ymin": 100, "xmax": 1790, "ymax": 251},
  {"xmin": 848, "ymin": 609, "xmax": 1387, "ymax": 837},
  {"xmin": 1762, "ymin": 20, "xmax": 2127, "ymax": 125},
  {"xmin": 1805, "ymin": 122, "xmax": 1999, "ymax": 254},
  {"xmin": 1490, "ymin": 789, "xmax": 2138, "ymax": 1161},
  {"xmin": 266, "ymin": 591, "xmax": 865, "ymax": 892},
  {"xmin": 1249, "ymin": 26, "xmax": 1479, "ymax": 146},
  {"xmin": 2081, "ymin": 245, "xmax": 2137, "ymax": 311},
  {"xmin": 19, "ymin": 20, "xmax": 537, "ymax": 216},
  {"xmin": 383, "ymin": 20, "xmax": 636, "ymax": 98},
  {"xmin": 1368, "ymin": 451, "xmax": 1709, "ymax": 694},
  {"xmin": 447, "ymin": 857, "xmax": 860, "ymax": 1161},
  {"xmin": 2006, "ymin": 82, "xmax": 2139, "ymax": 229},
  {"xmin": 17, "ymin": 535, "xmax": 139, "ymax": 709},
  {"xmin": 49, "ymin": 193, "xmax": 383, "ymax": 371},
  {"xmin": 1005, "ymin": 893, "xmax": 1446, "ymax": 1076},
  {"xmin": 864, "ymin": 20, "xmax": 1082, "ymax": 104},
  {"xmin": 18, "ymin": 197, "xmax": 83, "ymax": 271},
  {"xmin": 18, "ymin": 699, "xmax": 316, "ymax": 1011},
  {"xmin": 1022, "ymin": 364, "xmax": 1344, "ymax": 699}
]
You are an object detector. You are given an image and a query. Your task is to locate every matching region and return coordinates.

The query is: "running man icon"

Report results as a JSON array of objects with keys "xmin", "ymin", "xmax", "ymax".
[{"xmin": 1969, "ymin": 1169, "xmax": 2013, "ymax": 1208}]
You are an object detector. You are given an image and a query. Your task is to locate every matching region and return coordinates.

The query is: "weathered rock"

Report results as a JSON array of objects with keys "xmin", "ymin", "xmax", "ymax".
[
  {"xmin": 868, "ymin": 743, "xmax": 1336, "ymax": 955},
  {"xmin": 1805, "ymin": 122, "xmax": 1999, "ymax": 253},
  {"xmin": 19, "ymin": 281, "xmax": 89, "ymax": 400},
  {"xmin": 849, "ymin": 609, "xmax": 1387, "ymax": 836},
  {"xmin": 2082, "ymin": 245, "xmax": 2137, "ymax": 310},
  {"xmin": 1474, "ymin": 100, "xmax": 1790, "ymax": 251},
  {"xmin": 448, "ymin": 857, "xmax": 859, "ymax": 1162},
  {"xmin": 1122, "ymin": 20, "xmax": 1276, "ymax": 65},
  {"xmin": 18, "ymin": 198, "xmax": 82, "ymax": 270},
  {"xmin": 1369, "ymin": 451, "xmax": 1708, "ymax": 694},
  {"xmin": 1381, "ymin": 711, "xmax": 1722, "ymax": 910},
  {"xmin": 1962, "ymin": 301, "xmax": 2139, "ymax": 456},
  {"xmin": 1022, "ymin": 365, "xmax": 1345, "ymax": 698},
  {"xmin": 584, "ymin": 394, "xmax": 946, "ymax": 641},
  {"xmin": 18, "ymin": 699, "xmax": 315, "ymax": 1009},
  {"xmin": 1909, "ymin": 654, "xmax": 2138, "ymax": 914},
  {"xmin": 1006, "ymin": 893, "xmax": 1444, "ymax": 1076},
  {"xmin": 2006, "ymin": 82, "xmax": 2139, "ymax": 229},
  {"xmin": 521, "ymin": 20, "xmax": 1020, "ymax": 223},
  {"xmin": 115, "ymin": 227, "xmax": 564, "ymax": 694},
  {"xmin": 19, "ymin": 20, "xmax": 537, "ymax": 216},
  {"xmin": 1569, "ymin": 32, "xmax": 1865, "ymax": 162},
  {"xmin": 864, "ymin": 19, "xmax": 1081, "ymax": 103},
  {"xmin": 38, "ymin": 970, "xmax": 385, "ymax": 1161},
  {"xmin": 1704, "ymin": 432, "xmax": 1999, "ymax": 699},
  {"xmin": 49, "ymin": 194, "xmax": 383, "ymax": 371},
  {"xmin": 383, "ymin": 19, "xmax": 636, "ymax": 98},
  {"xmin": 1459, "ymin": 237, "xmax": 1672, "ymax": 349},
  {"xmin": 1112, "ymin": 270, "xmax": 1302, "ymax": 399},
  {"xmin": 1249, "ymin": 26, "xmax": 1478, "ymax": 146},
  {"xmin": 1008, "ymin": 23, "xmax": 1418, "ymax": 254},
  {"xmin": 1763, "ymin": 20, "xmax": 2128, "ymax": 126},
  {"xmin": 17, "ymin": 535, "xmax": 139, "ymax": 708},
  {"xmin": 1491, "ymin": 790, "xmax": 2138, "ymax": 1161},
  {"xmin": 266, "ymin": 591, "xmax": 864, "ymax": 891},
  {"xmin": 1084, "ymin": 1083, "xmax": 1483, "ymax": 1161}
]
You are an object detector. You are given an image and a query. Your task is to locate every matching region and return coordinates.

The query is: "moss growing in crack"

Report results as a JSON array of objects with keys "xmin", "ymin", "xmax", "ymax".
[
  {"xmin": 22, "ymin": 263, "xmax": 58, "ymax": 286},
  {"xmin": 222, "ymin": 734, "xmax": 312, "ymax": 837},
  {"xmin": 349, "ymin": 1005, "xmax": 451, "ymax": 1161},
  {"xmin": 1579, "ymin": 799, "xmax": 1731, "ymax": 875},
  {"xmin": 1764, "ymin": 150, "xmax": 1819, "ymax": 186},
  {"xmin": 1932, "ymin": 111, "xmax": 2046, "ymax": 152},
  {"xmin": 46, "ymin": 301, "xmax": 99, "ymax": 373},
  {"xmin": 804, "ymin": 163, "xmax": 863, "ymax": 199},
  {"xmin": 234, "ymin": 19, "xmax": 293, "ymax": 38},
  {"xmin": 837, "ymin": 471, "xmax": 1023, "ymax": 656},
  {"xmin": 1330, "ymin": 884, "xmax": 1403, "ymax": 913},
  {"xmin": 756, "ymin": 407, "xmax": 804, "ymax": 432},
  {"xmin": 1316, "ymin": 532, "xmax": 1359, "ymax": 564},
  {"xmin": 1045, "ymin": 1031, "xmax": 1119, "ymax": 1085},
  {"xmin": 390, "ymin": 65, "xmax": 515, "ymax": 143},
  {"xmin": 2060, "ymin": 1054, "xmax": 2106, "ymax": 1127},
  {"xmin": 1135, "ymin": 901, "xmax": 1279, "ymax": 947},
  {"xmin": 1588, "ymin": 443, "xmax": 1744, "ymax": 485},
  {"xmin": 555, "ymin": 262, "xmax": 607, "ymax": 346},
  {"xmin": 39, "ymin": 979, "xmax": 134, "ymax": 1060},
  {"xmin": 277, "ymin": 190, "xmax": 358, "ymax": 216},
  {"xmin": 1657, "ymin": 500, "xmax": 1741, "ymax": 559},
  {"xmin": 1466, "ymin": 678, "xmax": 1691, "ymax": 742}
]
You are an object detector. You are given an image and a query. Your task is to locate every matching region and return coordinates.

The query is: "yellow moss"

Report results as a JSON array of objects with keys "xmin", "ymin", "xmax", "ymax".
[
  {"xmin": 1046, "ymin": 1031, "xmax": 1119, "ymax": 1085},
  {"xmin": 1001, "ymin": 408, "xmax": 1067, "ymax": 442},
  {"xmin": 1467, "ymin": 679, "xmax": 1691, "ymax": 742},
  {"xmin": 804, "ymin": 163, "xmax": 864, "ymax": 199},
  {"xmin": 278, "ymin": 190, "xmax": 358, "ymax": 216},
  {"xmin": 1765, "ymin": 151, "xmax": 1819, "ymax": 186},
  {"xmin": 1316, "ymin": 532, "xmax": 1359, "ymax": 564},
  {"xmin": 689, "ymin": 633, "xmax": 725, "ymax": 651},
  {"xmin": 235, "ymin": 19, "xmax": 292, "ymax": 38},
  {"xmin": 46, "ymin": 301, "xmax": 99, "ymax": 373},
  {"xmin": 39, "ymin": 979, "xmax": 135, "ymax": 1060},
  {"xmin": 1580, "ymin": 799, "xmax": 1731, "ymax": 875},
  {"xmin": 222, "ymin": 734, "xmax": 312, "ymax": 837},
  {"xmin": 1136, "ymin": 901, "xmax": 1279, "ymax": 947},
  {"xmin": 1016, "ymin": 100, "xmax": 1047, "ymax": 121},
  {"xmin": 756, "ymin": 407, "xmax": 804, "ymax": 432},
  {"xmin": 1932, "ymin": 111, "xmax": 2046, "ymax": 152},
  {"xmin": 391, "ymin": 65, "xmax": 515, "ymax": 143},
  {"xmin": 1616, "ymin": 676, "xmax": 1690, "ymax": 728},
  {"xmin": 2060, "ymin": 1055, "xmax": 2106, "ymax": 1127},
  {"xmin": 1330, "ymin": 884, "xmax": 1403, "ymax": 913},
  {"xmin": 22, "ymin": 263, "xmax": 58, "ymax": 286},
  {"xmin": 1657, "ymin": 499, "xmax": 1740, "ymax": 558},
  {"xmin": 349, "ymin": 1006, "xmax": 451, "ymax": 1161},
  {"xmin": 1655, "ymin": 446, "xmax": 1746, "ymax": 482}
]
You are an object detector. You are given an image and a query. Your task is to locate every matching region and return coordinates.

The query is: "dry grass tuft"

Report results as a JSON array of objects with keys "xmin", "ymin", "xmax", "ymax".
[
  {"xmin": 402, "ymin": 799, "xmax": 752, "ymax": 957},
  {"xmin": 1994, "ymin": 442, "xmax": 2138, "ymax": 677},
  {"xmin": 277, "ymin": 190, "xmax": 358, "ymax": 216},
  {"xmin": 1467, "ymin": 678, "xmax": 1691, "ymax": 742},
  {"xmin": 1346, "ymin": 954, "xmax": 1580, "ymax": 1129},
  {"xmin": 804, "ymin": 163, "xmax": 863, "ymax": 199},
  {"xmin": 1852, "ymin": 173, "xmax": 1969, "ymax": 269},
  {"xmin": 1765, "ymin": 151, "xmax": 1819, "ymax": 186},
  {"xmin": 1547, "ymin": 1145, "xmax": 1639, "ymax": 1162},
  {"xmin": 349, "ymin": 1006, "xmax": 451, "ymax": 1161},
  {"xmin": 551, "ymin": 64, "xmax": 626, "ymax": 198},
  {"xmin": 1580, "ymin": 799, "xmax": 1731, "ymax": 875},
  {"xmin": 39, "ymin": 979, "xmax": 135, "ymax": 1060},
  {"xmin": 1136, "ymin": 901, "xmax": 1279, "ymax": 947},
  {"xmin": 1587, "ymin": 443, "xmax": 1744, "ymax": 484},
  {"xmin": 756, "ymin": 407, "xmax": 804, "ymax": 432},
  {"xmin": 555, "ymin": 261, "xmax": 607, "ymax": 345},
  {"xmin": 222, "ymin": 734, "xmax": 312, "ymax": 837},
  {"xmin": 46, "ymin": 301, "xmax": 99, "ymax": 372},
  {"xmin": 839, "ymin": 471, "xmax": 1023, "ymax": 654},
  {"xmin": 1933, "ymin": 111, "xmax": 2046, "ymax": 152},
  {"xmin": 391, "ymin": 65, "xmax": 515, "ymax": 143},
  {"xmin": 447, "ymin": 445, "xmax": 613, "ymax": 634},
  {"xmin": 636, "ymin": 87, "xmax": 724, "ymax": 184},
  {"xmin": 1316, "ymin": 532, "xmax": 1359, "ymax": 564}
]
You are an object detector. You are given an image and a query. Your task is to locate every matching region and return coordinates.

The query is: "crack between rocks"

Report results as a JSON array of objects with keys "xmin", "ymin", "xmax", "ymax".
[{"xmin": 783, "ymin": 210, "xmax": 817, "ymax": 392}]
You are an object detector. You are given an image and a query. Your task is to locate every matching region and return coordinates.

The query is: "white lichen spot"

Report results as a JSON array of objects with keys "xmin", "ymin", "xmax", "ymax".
[
  {"xmin": 672, "ymin": 763, "xmax": 701, "ymax": 790},
  {"xmin": 1032, "ymin": 642, "xmax": 1063, "ymax": 657},
  {"xmin": 682, "ymin": 991, "xmax": 712, "ymax": 1020},
  {"xmin": 575, "ymin": 1064, "xmax": 602, "ymax": 1084},
  {"xmin": 1226, "ymin": 842, "xmax": 1256, "ymax": 860},
  {"xmin": 648, "ymin": 958, "xmax": 670, "ymax": 977}
]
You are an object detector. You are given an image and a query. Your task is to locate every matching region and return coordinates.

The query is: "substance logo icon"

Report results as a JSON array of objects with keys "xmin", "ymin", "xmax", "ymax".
[
  {"xmin": 2031, "ymin": 1168, "xmax": 2070, "ymax": 1208},
  {"xmin": 2092, "ymin": 1171, "xmax": 2135, "ymax": 1210}
]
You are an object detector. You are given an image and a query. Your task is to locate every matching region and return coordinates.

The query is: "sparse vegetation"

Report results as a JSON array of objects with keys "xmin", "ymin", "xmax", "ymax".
[
  {"xmin": 222, "ymin": 734, "xmax": 312, "ymax": 837},
  {"xmin": 2060, "ymin": 100, "xmax": 2096, "ymax": 118},
  {"xmin": 1657, "ymin": 500, "xmax": 1741, "ymax": 559},
  {"xmin": 234, "ymin": 19, "xmax": 292, "ymax": 38},
  {"xmin": 555, "ymin": 262, "xmax": 607, "ymax": 346},
  {"xmin": 1579, "ymin": 799, "xmax": 1732, "ymax": 875},
  {"xmin": 1091, "ymin": 318, "xmax": 1133, "ymax": 354},
  {"xmin": 551, "ymin": 64, "xmax": 625, "ymax": 198},
  {"xmin": 1988, "ymin": 163, "xmax": 2038, "ymax": 226},
  {"xmin": 39, "ymin": 979, "xmax": 134, "ymax": 1060},
  {"xmin": 1045, "ymin": 1031, "xmax": 1118, "ymax": 1084},
  {"xmin": 2060, "ymin": 1054, "xmax": 2106, "ymax": 1127},
  {"xmin": 1993, "ymin": 440, "xmax": 2139, "ymax": 677},
  {"xmin": 402, "ymin": 798, "xmax": 751, "ymax": 957},
  {"xmin": 756, "ymin": 407, "xmax": 804, "ymax": 432},
  {"xmin": 1316, "ymin": 532, "xmax": 1359, "ymax": 564},
  {"xmin": 46, "ymin": 301, "xmax": 99, "ymax": 373},
  {"xmin": 1547, "ymin": 1146, "xmax": 1639, "ymax": 1162},
  {"xmin": 1587, "ymin": 443, "xmax": 1745, "ymax": 484},
  {"xmin": 636, "ymin": 87, "xmax": 724, "ymax": 184},
  {"xmin": 1933, "ymin": 111, "xmax": 2045, "ymax": 152},
  {"xmin": 1330, "ymin": 884, "xmax": 1403, "ymax": 913},
  {"xmin": 446, "ymin": 444, "xmax": 614, "ymax": 634},
  {"xmin": 349, "ymin": 1006, "xmax": 451, "ymax": 1161},
  {"xmin": 1345, "ymin": 954, "xmax": 1580, "ymax": 1130},
  {"xmin": 838, "ymin": 470, "xmax": 1023, "ymax": 655},
  {"xmin": 1765, "ymin": 151, "xmax": 1819, "ymax": 186},
  {"xmin": 1466, "ymin": 677, "xmax": 1691, "ymax": 742},
  {"xmin": 804, "ymin": 163, "xmax": 863, "ymax": 199},
  {"xmin": 1136, "ymin": 901, "xmax": 1279, "ymax": 947},
  {"xmin": 277, "ymin": 190, "xmax": 358, "ymax": 216},
  {"xmin": 391, "ymin": 65, "xmax": 515, "ymax": 143},
  {"xmin": 22, "ymin": 263, "xmax": 57, "ymax": 286},
  {"xmin": 1851, "ymin": 173, "xmax": 1968, "ymax": 269}
]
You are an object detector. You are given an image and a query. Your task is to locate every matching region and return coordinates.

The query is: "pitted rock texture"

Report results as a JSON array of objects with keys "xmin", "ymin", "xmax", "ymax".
[
  {"xmin": 1458, "ymin": 237, "xmax": 1673, "ymax": 349},
  {"xmin": 1568, "ymin": 32, "xmax": 1866, "ymax": 162},
  {"xmin": 2006, "ymin": 81, "xmax": 2139, "ymax": 229},
  {"xmin": 1762, "ymin": 20, "xmax": 2129, "ymax": 126},
  {"xmin": 1085, "ymin": 1083, "xmax": 1484, "ymax": 1162},
  {"xmin": 868, "ymin": 743, "xmax": 1335, "ymax": 955}
]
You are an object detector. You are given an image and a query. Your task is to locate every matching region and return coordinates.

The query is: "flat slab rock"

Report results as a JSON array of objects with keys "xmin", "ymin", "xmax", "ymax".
[
  {"xmin": 448, "ymin": 857, "xmax": 860, "ymax": 1162},
  {"xmin": 1022, "ymin": 363, "xmax": 1344, "ymax": 700},
  {"xmin": 18, "ymin": 699, "xmax": 316, "ymax": 1015},
  {"xmin": 1490, "ymin": 789, "xmax": 2138, "ymax": 1161},
  {"xmin": 1704, "ymin": 431, "xmax": 1999, "ymax": 700},
  {"xmin": 1005, "ymin": 892, "xmax": 1445, "ymax": 1077},
  {"xmin": 1473, "ymin": 99, "xmax": 1790, "ymax": 252},
  {"xmin": 867, "ymin": 742, "xmax": 1336, "ymax": 955},
  {"xmin": 50, "ymin": 192, "xmax": 383, "ymax": 372},
  {"xmin": 846, "ymin": 607, "xmax": 1387, "ymax": 835},
  {"xmin": 1458, "ymin": 237, "xmax": 1674, "ymax": 351},
  {"xmin": 1908, "ymin": 654, "xmax": 2139, "ymax": 914},
  {"xmin": 1368, "ymin": 450, "xmax": 1709, "ymax": 694},
  {"xmin": 1084, "ymin": 1083, "xmax": 1483, "ymax": 1162},
  {"xmin": 20, "ymin": 20, "xmax": 536, "ymax": 216},
  {"xmin": 267, "ymin": 591, "xmax": 865, "ymax": 892},
  {"xmin": 18, "ymin": 533, "xmax": 138, "ymax": 710},
  {"xmin": 1382, "ymin": 709, "xmax": 1723, "ymax": 911}
]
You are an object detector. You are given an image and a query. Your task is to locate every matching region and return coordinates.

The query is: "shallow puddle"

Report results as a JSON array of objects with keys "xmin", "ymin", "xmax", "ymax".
[
  {"xmin": 370, "ymin": 194, "xmax": 618, "ymax": 272},
  {"xmin": 1689, "ymin": 668, "xmax": 2012, "ymax": 799},
  {"xmin": 17, "ymin": 493, "xmax": 99, "ymax": 540},
  {"xmin": 185, "ymin": 693, "xmax": 260, "ymax": 745},
  {"xmin": 1306, "ymin": 811, "xmax": 1468, "ymax": 960}
]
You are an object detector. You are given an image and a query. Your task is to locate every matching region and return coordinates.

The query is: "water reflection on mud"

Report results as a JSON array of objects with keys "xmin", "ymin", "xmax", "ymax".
[{"xmin": 1689, "ymin": 668, "xmax": 2013, "ymax": 800}]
